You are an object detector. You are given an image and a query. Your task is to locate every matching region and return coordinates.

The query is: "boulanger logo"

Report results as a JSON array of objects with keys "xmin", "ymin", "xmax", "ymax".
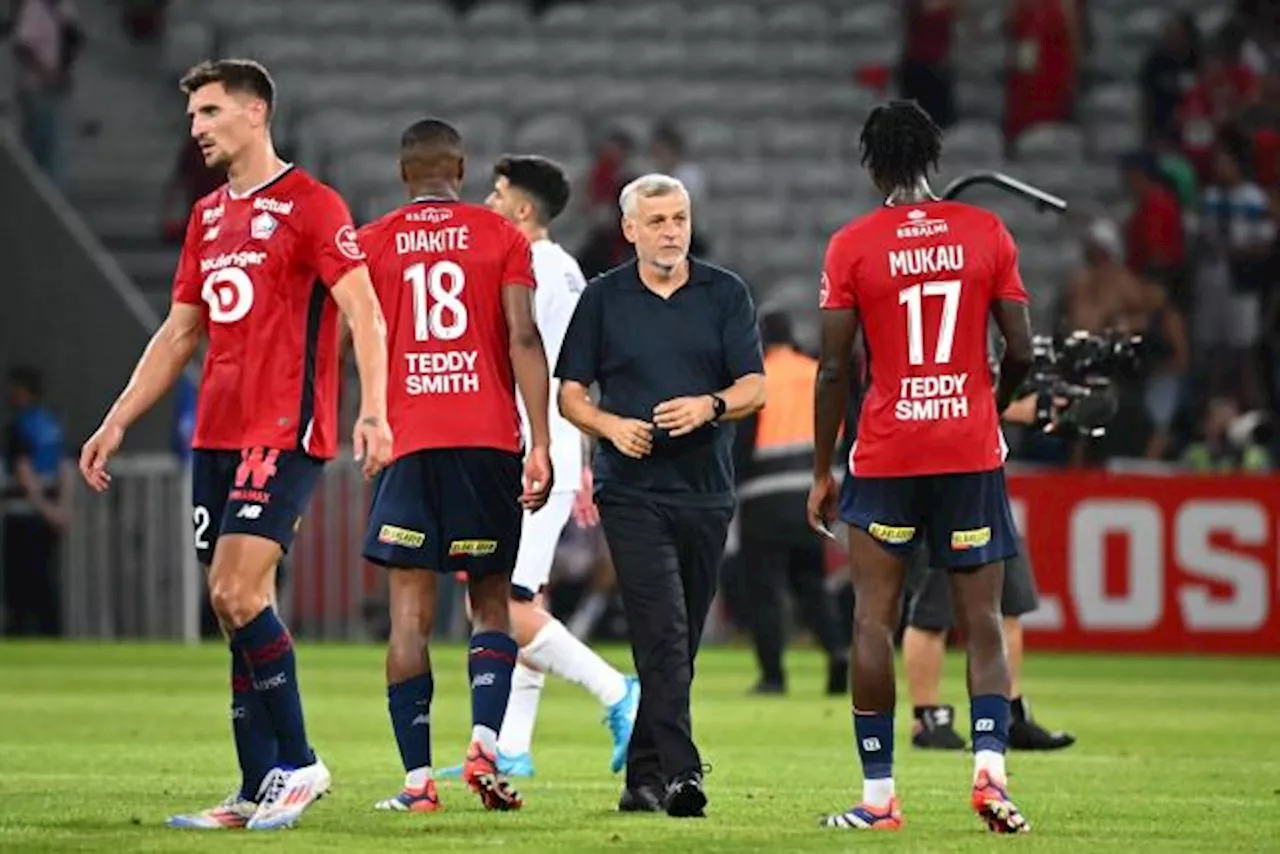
[
  {"xmin": 201, "ymin": 267, "xmax": 255, "ymax": 324},
  {"xmin": 449, "ymin": 539, "xmax": 498, "ymax": 557},
  {"xmin": 378, "ymin": 524, "xmax": 425, "ymax": 548},
  {"xmin": 868, "ymin": 522, "xmax": 915, "ymax": 545},
  {"xmin": 951, "ymin": 527, "xmax": 992, "ymax": 550}
]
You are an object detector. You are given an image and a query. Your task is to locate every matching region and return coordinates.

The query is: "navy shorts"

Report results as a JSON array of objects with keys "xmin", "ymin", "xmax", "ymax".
[
  {"xmin": 839, "ymin": 468, "xmax": 1018, "ymax": 570},
  {"xmin": 191, "ymin": 447, "xmax": 325, "ymax": 566},
  {"xmin": 362, "ymin": 448, "xmax": 523, "ymax": 577}
]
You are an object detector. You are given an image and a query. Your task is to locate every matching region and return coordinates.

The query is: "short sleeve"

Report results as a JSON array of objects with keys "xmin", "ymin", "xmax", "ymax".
[
  {"xmin": 7, "ymin": 419, "xmax": 32, "ymax": 462},
  {"xmin": 306, "ymin": 185, "xmax": 367, "ymax": 288},
  {"xmin": 554, "ymin": 278, "xmax": 603, "ymax": 386},
  {"xmin": 171, "ymin": 209, "xmax": 204, "ymax": 306},
  {"xmin": 820, "ymin": 231, "xmax": 857, "ymax": 310},
  {"xmin": 503, "ymin": 226, "xmax": 536, "ymax": 289},
  {"xmin": 721, "ymin": 274, "xmax": 764, "ymax": 380},
  {"xmin": 992, "ymin": 220, "xmax": 1029, "ymax": 303}
]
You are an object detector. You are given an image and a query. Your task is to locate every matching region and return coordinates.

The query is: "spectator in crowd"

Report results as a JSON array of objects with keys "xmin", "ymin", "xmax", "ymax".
[
  {"xmin": 1152, "ymin": 130, "xmax": 1201, "ymax": 211},
  {"xmin": 1063, "ymin": 219, "xmax": 1145, "ymax": 334},
  {"xmin": 1004, "ymin": 0, "xmax": 1082, "ymax": 152},
  {"xmin": 1234, "ymin": 71, "xmax": 1280, "ymax": 187},
  {"xmin": 1237, "ymin": 0, "xmax": 1280, "ymax": 75},
  {"xmin": 2, "ymin": 365, "xmax": 70, "ymax": 637},
  {"xmin": 1177, "ymin": 41, "xmax": 1259, "ymax": 181},
  {"xmin": 1194, "ymin": 142, "xmax": 1274, "ymax": 408},
  {"xmin": 11, "ymin": 0, "xmax": 83, "ymax": 187},
  {"xmin": 1182, "ymin": 396, "xmax": 1272, "ymax": 471},
  {"xmin": 1129, "ymin": 276, "xmax": 1191, "ymax": 461},
  {"xmin": 898, "ymin": 0, "xmax": 960, "ymax": 130},
  {"xmin": 1139, "ymin": 11, "xmax": 1201, "ymax": 144},
  {"xmin": 649, "ymin": 121, "xmax": 710, "ymax": 256},
  {"xmin": 577, "ymin": 129, "xmax": 636, "ymax": 278},
  {"xmin": 1122, "ymin": 151, "xmax": 1186, "ymax": 295}
]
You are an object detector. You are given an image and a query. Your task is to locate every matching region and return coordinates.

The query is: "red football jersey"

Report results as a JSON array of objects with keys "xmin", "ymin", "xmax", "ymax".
[
  {"xmin": 821, "ymin": 201, "xmax": 1029, "ymax": 477},
  {"xmin": 358, "ymin": 199, "xmax": 536, "ymax": 459},
  {"xmin": 172, "ymin": 166, "xmax": 366, "ymax": 459}
]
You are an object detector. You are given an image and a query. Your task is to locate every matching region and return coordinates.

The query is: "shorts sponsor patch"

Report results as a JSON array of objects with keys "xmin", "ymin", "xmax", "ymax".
[
  {"xmin": 951, "ymin": 527, "xmax": 992, "ymax": 550},
  {"xmin": 868, "ymin": 522, "xmax": 915, "ymax": 545},
  {"xmin": 378, "ymin": 524, "xmax": 425, "ymax": 548},
  {"xmin": 449, "ymin": 539, "xmax": 498, "ymax": 557}
]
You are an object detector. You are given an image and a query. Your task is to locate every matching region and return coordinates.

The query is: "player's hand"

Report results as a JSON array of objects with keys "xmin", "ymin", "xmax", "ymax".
[
  {"xmin": 353, "ymin": 414, "xmax": 393, "ymax": 480},
  {"xmin": 573, "ymin": 464, "xmax": 599, "ymax": 527},
  {"xmin": 521, "ymin": 445, "xmax": 553, "ymax": 512},
  {"xmin": 79, "ymin": 421, "xmax": 125, "ymax": 492},
  {"xmin": 653, "ymin": 395, "xmax": 715, "ymax": 437},
  {"xmin": 807, "ymin": 470, "xmax": 838, "ymax": 539},
  {"xmin": 605, "ymin": 416, "xmax": 654, "ymax": 459}
]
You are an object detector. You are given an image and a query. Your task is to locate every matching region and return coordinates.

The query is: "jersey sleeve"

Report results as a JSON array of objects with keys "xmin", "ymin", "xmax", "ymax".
[
  {"xmin": 722, "ymin": 274, "xmax": 765, "ymax": 380},
  {"xmin": 502, "ymin": 227, "xmax": 536, "ymax": 289},
  {"xmin": 992, "ymin": 220, "xmax": 1030, "ymax": 303},
  {"xmin": 554, "ymin": 278, "xmax": 602, "ymax": 386},
  {"xmin": 820, "ymin": 230, "xmax": 858, "ymax": 310},
  {"xmin": 171, "ymin": 209, "xmax": 204, "ymax": 306},
  {"xmin": 305, "ymin": 185, "xmax": 367, "ymax": 288}
]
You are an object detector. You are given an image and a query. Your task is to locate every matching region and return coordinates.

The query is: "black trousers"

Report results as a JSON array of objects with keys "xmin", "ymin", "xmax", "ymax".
[
  {"xmin": 599, "ymin": 497, "xmax": 732, "ymax": 788},
  {"xmin": 2, "ymin": 514, "xmax": 61, "ymax": 636},
  {"xmin": 744, "ymin": 537, "xmax": 846, "ymax": 685}
]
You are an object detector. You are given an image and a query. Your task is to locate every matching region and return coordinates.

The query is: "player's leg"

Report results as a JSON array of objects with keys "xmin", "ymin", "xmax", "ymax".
[
  {"xmin": 450, "ymin": 449, "xmax": 524, "ymax": 811},
  {"xmin": 933, "ymin": 470, "xmax": 1029, "ymax": 834},
  {"xmin": 744, "ymin": 537, "xmax": 790, "ymax": 693},
  {"xmin": 501, "ymin": 492, "xmax": 637, "ymax": 774},
  {"xmin": 205, "ymin": 449, "xmax": 329, "ymax": 831},
  {"xmin": 1001, "ymin": 547, "xmax": 1075, "ymax": 750},
  {"xmin": 903, "ymin": 546, "xmax": 967, "ymax": 749},
  {"xmin": 362, "ymin": 451, "xmax": 445, "ymax": 813},
  {"xmin": 787, "ymin": 541, "xmax": 850, "ymax": 696},
  {"xmin": 822, "ymin": 476, "xmax": 916, "ymax": 830},
  {"xmin": 168, "ymin": 451, "xmax": 275, "ymax": 831}
]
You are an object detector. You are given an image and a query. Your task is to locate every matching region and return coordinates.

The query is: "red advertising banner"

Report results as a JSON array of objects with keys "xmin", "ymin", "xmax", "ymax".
[{"xmin": 1007, "ymin": 473, "xmax": 1280, "ymax": 655}]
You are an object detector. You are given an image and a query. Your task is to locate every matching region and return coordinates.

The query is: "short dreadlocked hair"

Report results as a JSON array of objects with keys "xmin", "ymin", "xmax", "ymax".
[{"xmin": 859, "ymin": 100, "xmax": 943, "ymax": 192}]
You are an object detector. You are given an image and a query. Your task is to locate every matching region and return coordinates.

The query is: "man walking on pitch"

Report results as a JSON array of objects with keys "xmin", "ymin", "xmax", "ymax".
[
  {"xmin": 808, "ymin": 100, "xmax": 1034, "ymax": 833},
  {"xmin": 358, "ymin": 120, "xmax": 553, "ymax": 813},
  {"xmin": 80, "ymin": 59, "xmax": 392, "ymax": 831},
  {"xmin": 438, "ymin": 155, "xmax": 639, "ymax": 782}
]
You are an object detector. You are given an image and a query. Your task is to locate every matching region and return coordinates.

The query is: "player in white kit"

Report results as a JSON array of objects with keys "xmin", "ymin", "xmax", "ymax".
[{"xmin": 440, "ymin": 155, "xmax": 640, "ymax": 779}]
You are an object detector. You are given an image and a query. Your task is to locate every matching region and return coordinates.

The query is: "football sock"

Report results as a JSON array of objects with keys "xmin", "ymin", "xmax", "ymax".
[
  {"xmin": 521, "ymin": 620, "xmax": 627, "ymax": 707},
  {"xmin": 853, "ymin": 709, "xmax": 895, "ymax": 807},
  {"xmin": 497, "ymin": 663, "xmax": 544, "ymax": 757},
  {"xmin": 234, "ymin": 607, "xmax": 314, "ymax": 769},
  {"xmin": 230, "ymin": 644, "xmax": 277, "ymax": 801},
  {"xmin": 971, "ymin": 694, "xmax": 1010, "ymax": 783},
  {"xmin": 469, "ymin": 631, "xmax": 517, "ymax": 755},
  {"xmin": 388, "ymin": 672, "xmax": 434, "ymax": 774}
]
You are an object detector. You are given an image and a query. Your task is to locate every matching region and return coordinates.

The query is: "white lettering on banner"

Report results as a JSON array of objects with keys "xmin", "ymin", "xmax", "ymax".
[
  {"xmin": 895, "ymin": 372, "xmax": 969, "ymax": 421},
  {"xmin": 404, "ymin": 350, "xmax": 480, "ymax": 396},
  {"xmin": 1175, "ymin": 501, "xmax": 1268, "ymax": 631},
  {"xmin": 1070, "ymin": 500, "xmax": 1163, "ymax": 630},
  {"xmin": 1009, "ymin": 497, "xmax": 1064, "ymax": 630},
  {"xmin": 395, "ymin": 226, "xmax": 471, "ymax": 256}
]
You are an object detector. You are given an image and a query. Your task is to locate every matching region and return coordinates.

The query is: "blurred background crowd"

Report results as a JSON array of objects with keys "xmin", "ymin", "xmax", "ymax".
[{"xmin": 2, "ymin": 0, "xmax": 1278, "ymax": 649}]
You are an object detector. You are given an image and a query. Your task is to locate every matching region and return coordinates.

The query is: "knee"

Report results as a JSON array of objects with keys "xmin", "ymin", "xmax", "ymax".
[
  {"xmin": 469, "ymin": 589, "xmax": 511, "ymax": 635},
  {"xmin": 508, "ymin": 599, "xmax": 541, "ymax": 646},
  {"xmin": 960, "ymin": 610, "xmax": 1004, "ymax": 653},
  {"xmin": 208, "ymin": 575, "xmax": 265, "ymax": 628}
]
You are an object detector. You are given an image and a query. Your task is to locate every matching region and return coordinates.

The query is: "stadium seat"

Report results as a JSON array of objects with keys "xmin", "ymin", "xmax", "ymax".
[
  {"xmin": 607, "ymin": 1, "xmax": 682, "ymax": 34},
  {"xmin": 834, "ymin": 3, "xmax": 897, "ymax": 41},
  {"xmin": 1015, "ymin": 124, "xmax": 1085, "ymax": 163},
  {"xmin": 1121, "ymin": 7, "xmax": 1166, "ymax": 45},
  {"xmin": 944, "ymin": 121, "xmax": 1006, "ymax": 163},
  {"xmin": 765, "ymin": 3, "xmax": 831, "ymax": 38},
  {"xmin": 685, "ymin": 2, "xmax": 762, "ymax": 36},
  {"xmin": 464, "ymin": 0, "xmax": 533, "ymax": 33},
  {"xmin": 512, "ymin": 113, "xmax": 590, "ymax": 162}
]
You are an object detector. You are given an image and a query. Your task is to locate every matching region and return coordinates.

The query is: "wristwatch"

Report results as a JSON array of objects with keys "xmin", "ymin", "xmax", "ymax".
[{"xmin": 709, "ymin": 394, "xmax": 727, "ymax": 422}]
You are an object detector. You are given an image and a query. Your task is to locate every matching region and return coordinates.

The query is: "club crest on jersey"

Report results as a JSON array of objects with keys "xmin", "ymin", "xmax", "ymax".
[
  {"xmin": 336, "ymin": 224, "xmax": 366, "ymax": 261},
  {"xmin": 896, "ymin": 208, "xmax": 949, "ymax": 240},
  {"xmin": 250, "ymin": 212, "xmax": 278, "ymax": 241}
]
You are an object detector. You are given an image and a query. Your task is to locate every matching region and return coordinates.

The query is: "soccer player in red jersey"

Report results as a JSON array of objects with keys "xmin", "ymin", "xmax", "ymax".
[
  {"xmin": 78, "ymin": 60, "xmax": 393, "ymax": 831},
  {"xmin": 808, "ymin": 101, "xmax": 1034, "ymax": 833},
  {"xmin": 357, "ymin": 120, "xmax": 553, "ymax": 813}
]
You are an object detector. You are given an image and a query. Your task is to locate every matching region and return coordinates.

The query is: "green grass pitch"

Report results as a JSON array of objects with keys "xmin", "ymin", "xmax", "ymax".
[{"xmin": 2, "ymin": 642, "xmax": 1278, "ymax": 852}]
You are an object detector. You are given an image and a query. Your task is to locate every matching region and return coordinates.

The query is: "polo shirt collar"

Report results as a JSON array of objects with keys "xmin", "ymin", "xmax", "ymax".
[{"xmin": 622, "ymin": 257, "xmax": 711, "ymax": 290}]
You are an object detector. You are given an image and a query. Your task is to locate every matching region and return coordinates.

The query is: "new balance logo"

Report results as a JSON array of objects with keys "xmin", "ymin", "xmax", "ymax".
[
  {"xmin": 471, "ymin": 672, "xmax": 495, "ymax": 689},
  {"xmin": 861, "ymin": 737, "xmax": 882, "ymax": 752},
  {"xmin": 254, "ymin": 673, "xmax": 287, "ymax": 691},
  {"xmin": 411, "ymin": 713, "xmax": 431, "ymax": 727},
  {"xmin": 237, "ymin": 504, "xmax": 264, "ymax": 520},
  {"xmin": 975, "ymin": 718, "xmax": 995, "ymax": 732}
]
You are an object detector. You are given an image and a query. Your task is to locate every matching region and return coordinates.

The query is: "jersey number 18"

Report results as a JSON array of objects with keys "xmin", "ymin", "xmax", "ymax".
[{"xmin": 405, "ymin": 260, "xmax": 468, "ymax": 341}]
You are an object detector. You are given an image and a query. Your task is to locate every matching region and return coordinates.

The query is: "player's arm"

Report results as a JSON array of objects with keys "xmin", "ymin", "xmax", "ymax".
[
  {"xmin": 330, "ymin": 266, "xmax": 391, "ymax": 472},
  {"xmin": 80, "ymin": 303, "xmax": 205, "ymax": 490},
  {"xmin": 990, "ymin": 221, "xmax": 1035, "ymax": 415},
  {"xmin": 503, "ymin": 284, "xmax": 551, "ymax": 450},
  {"xmin": 814, "ymin": 307, "xmax": 857, "ymax": 479}
]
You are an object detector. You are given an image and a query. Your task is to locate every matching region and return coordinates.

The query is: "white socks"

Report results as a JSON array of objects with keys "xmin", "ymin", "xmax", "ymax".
[
  {"xmin": 974, "ymin": 750, "xmax": 1007, "ymax": 784},
  {"xmin": 863, "ymin": 777, "xmax": 895, "ymax": 808},
  {"xmin": 471, "ymin": 724, "xmax": 498, "ymax": 755},
  {"xmin": 497, "ymin": 663, "xmax": 545, "ymax": 756},
  {"xmin": 405, "ymin": 766, "xmax": 432, "ymax": 788},
  {"xmin": 521, "ymin": 620, "xmax": 627, "ymax": 707}
]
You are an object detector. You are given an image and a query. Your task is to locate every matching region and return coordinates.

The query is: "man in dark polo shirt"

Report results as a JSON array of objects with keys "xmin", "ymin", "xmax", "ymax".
[{"xmin": 556, "ymin": 173, "xmax": 765, "ymax": 819}]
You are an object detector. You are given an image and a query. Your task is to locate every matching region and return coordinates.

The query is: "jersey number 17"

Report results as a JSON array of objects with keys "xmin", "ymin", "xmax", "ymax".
[
  {"xmin": 405, "ymin": 260, "xmax": 469, "ymax": 341},
  {"xmin": 898, "ymin": 280, "xmax": 960, "ymax": 366}
]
